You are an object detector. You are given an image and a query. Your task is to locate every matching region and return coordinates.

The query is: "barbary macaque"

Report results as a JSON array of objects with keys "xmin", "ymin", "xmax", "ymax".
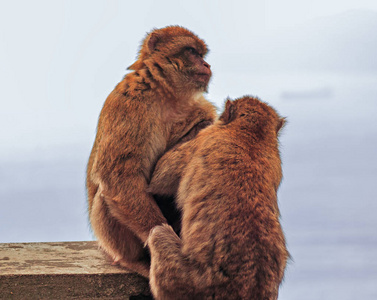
[
  {"xmin": 86, "ymin": 26, "xmax": 217, "ymax": 278},
  {"xmin": 147, "ymin": 96, "xmax": 289, "ymax": 299}
]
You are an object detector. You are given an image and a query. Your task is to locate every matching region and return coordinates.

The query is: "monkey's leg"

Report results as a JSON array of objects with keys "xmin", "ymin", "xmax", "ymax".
[
  {"xmin": 90, "ymin": 191, "xmax": 150, "ymax": 278},
  {"xmin": 104, "ymin": 186, "xmax": 168, "ymax": 243}
]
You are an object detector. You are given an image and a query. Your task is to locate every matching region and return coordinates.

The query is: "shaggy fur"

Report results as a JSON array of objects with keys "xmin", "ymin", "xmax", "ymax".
[
  {"xmin": 147, "ymin": 96, "xmax": 289, "ymax": 299},
  {"xmin": 86, "ymin": 26, "xmax": 217, "ymax": 278}
]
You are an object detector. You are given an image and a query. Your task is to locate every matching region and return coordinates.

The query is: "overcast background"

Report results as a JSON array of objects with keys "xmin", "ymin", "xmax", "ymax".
[{"xmin": 1, "ymin": 1, "xmax": 376, "ymax": 299}]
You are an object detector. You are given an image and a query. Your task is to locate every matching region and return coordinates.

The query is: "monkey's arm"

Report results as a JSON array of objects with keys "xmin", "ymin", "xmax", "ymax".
[
  {"xmin": 92, "ymin": 105, "xmax": 168, "ymax": 242},
  {"xmin": 102, "ymin": 182, "xmax": 167, "ymax": 243},
  {"xmin": 167, "ymin": 99, "xmax": 217, "ymax": 149},
  {"xmin": 148, "ymin": 140, "xmax": 194, "ymax": 196},
  {"xmin": 150, "ymin": 101, "xmax": 215, "ymax": 196}
]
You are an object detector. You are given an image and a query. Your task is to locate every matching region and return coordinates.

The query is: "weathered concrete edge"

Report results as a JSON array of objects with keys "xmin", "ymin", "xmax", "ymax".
[
  {"xmin": 1, "ymin": 272, "xmax": 150, "ymax": 299},
  {"xmin": 0, "ymin": 241, "xmax": 151, "ymax": 299}
]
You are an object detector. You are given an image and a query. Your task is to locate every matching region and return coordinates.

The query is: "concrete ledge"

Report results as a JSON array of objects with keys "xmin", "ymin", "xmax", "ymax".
[{"xmin": 0, "ymin": 241, "xmax": 151, "ymax": 299}]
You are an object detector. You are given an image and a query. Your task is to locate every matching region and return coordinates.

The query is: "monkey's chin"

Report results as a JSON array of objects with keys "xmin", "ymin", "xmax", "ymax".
[
  {"xmin": 194, "ymin": 74, "xmax": 211, "ymax": 91},
  {"xmin": 195, "ymin": 74, "xmax": 210, "ymax": 82}
]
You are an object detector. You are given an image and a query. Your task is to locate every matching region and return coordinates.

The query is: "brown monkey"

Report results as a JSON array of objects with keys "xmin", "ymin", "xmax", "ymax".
[
  {"xmin": 86, "ymin": 26, "xmax": 217, "ymax": 278},
  {"xmin": 147, "ymin": 96, "xmax": 289, "ymax": 299}
]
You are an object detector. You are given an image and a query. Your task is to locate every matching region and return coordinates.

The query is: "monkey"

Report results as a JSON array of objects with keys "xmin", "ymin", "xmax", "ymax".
[
  {"xmin": 86, "ymin": 26, "xmax": 217, "ymax": 278},
  {"xmin": 146, "ymin": 96, "xmax": 289, "ymax": 299}
]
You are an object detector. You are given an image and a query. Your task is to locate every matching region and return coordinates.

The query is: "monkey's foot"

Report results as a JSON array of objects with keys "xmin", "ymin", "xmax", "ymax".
[
  {"xmin": 104, "ymin": 253, "xmax": 149, "ymax": 278},
  {"xmin": 116, "ymin": 258, "xmax": 150, "ymax": 278}
]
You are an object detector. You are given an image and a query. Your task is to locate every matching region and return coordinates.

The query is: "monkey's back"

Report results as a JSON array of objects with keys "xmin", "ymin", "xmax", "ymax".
[
  {"xmin": 179, "ymin": 126, "xmax": 288, "ymax": 299},
  {"xmin": 86, "ymin": 77, "xmax": 167, "ymax": 208}
]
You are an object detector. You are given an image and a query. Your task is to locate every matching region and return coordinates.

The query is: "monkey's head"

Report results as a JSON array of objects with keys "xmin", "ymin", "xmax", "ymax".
[
  {"xmin": 219, "ymin": 96, "xmax": 286, "ymax": 137},
  {"xmin": 129, "ymin": 26, "xmax": 211, "ymax": 94}
]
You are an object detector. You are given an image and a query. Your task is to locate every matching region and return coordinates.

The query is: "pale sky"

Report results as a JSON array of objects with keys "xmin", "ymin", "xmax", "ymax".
[
  {"xmin": 265, "ymin": 0, "xmax": 377, "ymax": 29},
  {"xmin": 0, "ymin": 0, "xmax": 376, "ymax": 158}
]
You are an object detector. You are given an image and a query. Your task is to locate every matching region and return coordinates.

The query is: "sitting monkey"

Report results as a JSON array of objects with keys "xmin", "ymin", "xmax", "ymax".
[
  {"xmin": 147, "ymin": 96, "xmax": 289, "ymax": 300},
  {"xmin": 86, "ymin": 26, "xmax": 217, "ymax": 277}
]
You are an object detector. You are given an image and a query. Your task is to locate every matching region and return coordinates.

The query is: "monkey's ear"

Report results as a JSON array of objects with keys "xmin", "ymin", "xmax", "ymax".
[
  {"xmin": 127, "ymin": 61, "xmax": 143, "ymax": 70},
  {"xmin": 128, "ymin": 32, "xmax": 162, "ymax": 71},
  {"xmin": 220, "ymin": 99, "xmax": 236, "ymax": 125},
  {"xmin": 276, "ymin": 117, "xmax": 286, "ymax": 134},
  {"xmin": 147, "ymin": 32, "xmax": 161, "ymax": 52}
]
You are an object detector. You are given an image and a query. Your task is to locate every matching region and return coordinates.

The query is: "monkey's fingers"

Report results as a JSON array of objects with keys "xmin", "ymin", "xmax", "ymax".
[
  {"xmin": 147, "ymin": 224, "xmax": 181, "ymax": 251},
  {"xmin": 145, "ymin": 225, "xmax": 163, "ymax": 248}
]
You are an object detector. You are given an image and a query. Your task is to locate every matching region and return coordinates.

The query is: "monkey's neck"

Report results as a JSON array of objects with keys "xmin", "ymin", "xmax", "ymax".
[
  {"xmin": 123, "ymin": 65, "xmax": 201, "ymax": 105},
  {"xmin": 136, "ymin": 60, "xmax": 177, "ymax": 99},
  {"xmin": 141, "ymin": 60, "xmax": 202, "ymax": 103}
]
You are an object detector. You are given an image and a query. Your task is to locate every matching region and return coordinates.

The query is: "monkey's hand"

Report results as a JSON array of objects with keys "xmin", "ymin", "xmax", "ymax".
[
  {"xmin": 147, "ymin": 224, "xmax": 184, "ymax": 296},
  {"xmin": 146, "ymin": 224, "xmax": 181, "ymax": 252},
  {"xmin": 177, "ymin": 119, "xmax": 213, "ymax": 145},
  {"xmin": 148, "ymin": 161, "xmax": 179, "ymax": 196},
  {"xmin": 168, "ymin": 98, "xmax": 217, "ymax": 149}
]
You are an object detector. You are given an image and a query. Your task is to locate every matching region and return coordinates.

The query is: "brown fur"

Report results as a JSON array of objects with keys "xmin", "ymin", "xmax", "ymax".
[
  {"xmin": 147, "ymin": 96, "xmax": 289, "ymax": 299},
  {"xmin": 86, "ymin": 26, "xmax": 217, "ymax": 278}
]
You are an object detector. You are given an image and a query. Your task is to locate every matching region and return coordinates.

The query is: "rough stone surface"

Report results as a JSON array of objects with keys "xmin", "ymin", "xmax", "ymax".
[{"xmin": 0, "ymin": 241, "xmax": 151, "ymax": 299}]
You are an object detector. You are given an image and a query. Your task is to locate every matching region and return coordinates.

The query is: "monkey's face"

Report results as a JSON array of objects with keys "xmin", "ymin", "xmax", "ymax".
[
  {"xmin": 151, "ymin": 30, "xmax": 211, "ymax": 93},
  {"xmin": 130, "ymin": 26, "xmax": 212, "ymax": 94},
  {"xmin": 171, "ymin": 45, "xmax": 212, "ymax": 92}
]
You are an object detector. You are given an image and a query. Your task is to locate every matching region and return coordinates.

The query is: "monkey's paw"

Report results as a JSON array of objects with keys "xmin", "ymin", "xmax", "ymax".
[{"xmin": 146, "ymin": 224, "xmax": 180, "ymax": 249}]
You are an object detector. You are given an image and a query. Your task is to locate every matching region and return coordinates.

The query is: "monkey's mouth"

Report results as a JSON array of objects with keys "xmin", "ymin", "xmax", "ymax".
[{"xmin": 195, "ymin": 73, "xmax": 211, "ymax": 83}]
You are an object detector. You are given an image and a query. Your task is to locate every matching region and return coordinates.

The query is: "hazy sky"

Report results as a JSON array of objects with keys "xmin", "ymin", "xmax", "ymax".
[
  {"xmin": 1, "ymin": 0, "xmax": 376, "ymax": 161},
  {"xmin": 265, "ymin": 0, "xmax": 377, "ymax": 28}
]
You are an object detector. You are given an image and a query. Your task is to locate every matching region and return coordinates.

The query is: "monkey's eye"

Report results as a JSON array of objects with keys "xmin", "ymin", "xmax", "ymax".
[{"xmin": 185, "ymin": 47, "xmax": 200, "ymax": 56}]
